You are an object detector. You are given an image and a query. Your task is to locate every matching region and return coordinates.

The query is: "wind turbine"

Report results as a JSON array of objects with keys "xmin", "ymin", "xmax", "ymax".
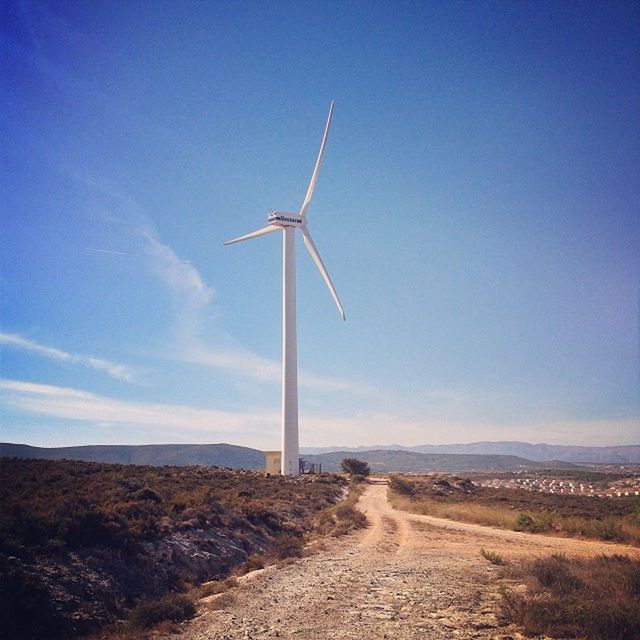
[{"xmin": 225, "ymin": 101, "xmax": 345, "ymax": 476}]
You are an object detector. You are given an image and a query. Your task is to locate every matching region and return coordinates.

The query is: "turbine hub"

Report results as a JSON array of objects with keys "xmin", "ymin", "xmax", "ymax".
[{"xmin": 268, "ymin": 211, "xmax": 303, "ymax": 227}]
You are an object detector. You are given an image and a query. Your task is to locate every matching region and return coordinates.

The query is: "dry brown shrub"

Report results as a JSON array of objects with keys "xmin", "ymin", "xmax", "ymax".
[
  {"xmin": 128, "ymin": 593, "xmax": 195, "ymax": 629},
  {"xmin": 207, "ymin": 592, "xmax": 235, "ymax": 611},
  {"xmin": 196, "ymin": 576, "xmax": 238, "ymax": 598},
  {"xmin": 499, "ymin": 554, "xmax": 640, "ymax": 640}
]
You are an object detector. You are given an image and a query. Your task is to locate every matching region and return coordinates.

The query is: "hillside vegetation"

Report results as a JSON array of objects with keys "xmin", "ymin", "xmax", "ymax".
[
  {"xmin": 0, "ymin": 442, "xmax": 265, "ymax": 468},
  {"xmin": 302, "ymin": 442, "xmax": 640, "ymax": 464},
  {"xmin": 499, "ymin": 554, "xmax": 640, "ymax": 640},
  {"xmin": 304, "ymin": 449, "xmax": 577, "ymax": 472},
  {"xmin": 0, "ymin": 458, "xmax": 350, "ymax": 639},
  {"xmin": 388, "ymin": 475, "xmax": 640, "ymax": 545}
]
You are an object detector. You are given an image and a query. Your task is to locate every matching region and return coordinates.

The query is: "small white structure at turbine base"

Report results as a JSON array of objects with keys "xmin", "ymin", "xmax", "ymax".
[{"xmin": 225, "ymin": 101, "xmax": 345, "ymax": 476}]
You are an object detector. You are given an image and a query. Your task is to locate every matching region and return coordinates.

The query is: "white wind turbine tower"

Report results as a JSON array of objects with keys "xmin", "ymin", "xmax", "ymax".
[{"xmin": 225, "ymin": 101, "xmax": 345, "ymax": 476}]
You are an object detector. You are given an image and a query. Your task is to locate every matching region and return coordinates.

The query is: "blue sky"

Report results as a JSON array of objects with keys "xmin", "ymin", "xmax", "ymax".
[{"xmin": 1, "ymin": 0, "xmax": 638, "ymax": 449}]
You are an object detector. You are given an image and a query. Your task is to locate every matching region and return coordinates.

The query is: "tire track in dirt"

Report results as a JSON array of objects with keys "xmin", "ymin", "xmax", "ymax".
[{"xmin": 168, "ymin": 482, "xmax": 639, "ymax": 640}]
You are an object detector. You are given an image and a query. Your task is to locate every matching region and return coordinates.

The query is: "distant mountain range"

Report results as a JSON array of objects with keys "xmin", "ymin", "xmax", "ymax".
[
  {"xmin": 302, "ymin": 449, "xmax": 577, "ymax": 473},
  {"xmin": 2, "ymin": 442, "xmax": 576, "ymax": 473},
  {"xmin": 301, "ymin": 441, "xmax": 640, "ymax": 464},
  {"xmin": 2, "ymin": 440, "xmax": 638, "ymax": 472},
  {"xmin": 0, "ymin": 442, "xmax": 265, "ymax": 469}
]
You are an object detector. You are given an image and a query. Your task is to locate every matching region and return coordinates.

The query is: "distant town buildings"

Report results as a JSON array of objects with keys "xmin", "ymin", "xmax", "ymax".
[{"xmin": 479, "ymin": 474, "xmax": 640, "ymax": 498}]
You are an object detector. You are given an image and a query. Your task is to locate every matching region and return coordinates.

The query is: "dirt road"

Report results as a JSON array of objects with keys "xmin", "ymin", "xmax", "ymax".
[{"xmin": 174, "ymin": 482, "xmax": 639, "ymax": 640}]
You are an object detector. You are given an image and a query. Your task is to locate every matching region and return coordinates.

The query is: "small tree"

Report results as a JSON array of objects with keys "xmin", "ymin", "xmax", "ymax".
[{"xmin": 340, "ymin": 458, "xmax": 370, "ymax": 477}]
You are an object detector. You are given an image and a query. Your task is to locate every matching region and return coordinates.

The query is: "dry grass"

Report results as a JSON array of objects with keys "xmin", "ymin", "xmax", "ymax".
[
  {"xmin": 499, "ymin": 554, "xmax": 640, "ymax": 640},
  {"xmin": 388, "ymin": 475, "xmax": 640, "ymax": 546},
  {"xmin": 394, "ymin": 495, "xmax": 514, "ymax": 527}
]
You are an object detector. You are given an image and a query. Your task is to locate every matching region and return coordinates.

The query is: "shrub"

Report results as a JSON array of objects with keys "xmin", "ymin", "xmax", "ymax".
[
  {"xmin": 389, "ymin": 476, "xmax": 414, "ymax": 495},
  {"xmin": 514, "ymin": 512, "xmax": 536, "ymax": 533},
  {"xmin": 500, "ymin": 554, "xmax": 640, "ymax": 640},
  {"xmin": 480, "ymin": 548, "xmax": 506, "ymax": 566},
  {"xmin": 334, "ymin": 503, "xmax": 367, "ymax": 533},
  {"xmin": 196, "ymin": 577, "xmax": 237, "ymax": 598},
  {"xmin": 594, "ymin": 517, "xmax": 623, "ymax": 541},
  {"xmin": 632, "ymin": 502, "xmax": 640, "ymax": 525},
  {"xmin": 135, "ymin": 487, "xmax": 162, "ymax": 503},
  {"xmin": 128, "ymin": 593, "xmax": 195, "ymax": 629},
  {"xmin": 267, "ymin": 532, "xmax": 304, "ymax": 560},
  {"xmin": 340, "ymin": 458, "xmax": 370, "ymax": 477},
  {"xmin": 241, "ymin": 554, "xmax": 265, "ymax": 573},
  {"xmin": 207, "ymin": 592, "xmax": 235, "ymax": 611}
]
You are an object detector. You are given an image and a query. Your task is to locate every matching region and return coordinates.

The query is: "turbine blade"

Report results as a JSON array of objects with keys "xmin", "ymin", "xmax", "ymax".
[
  {"xmin": 224, "ymin": 225, "xmax": 280, "ymax": 246},
  {"xmin": 299, "ymin": 101, "xmax": 334, "ymax": 217},
  {"xmin": 301, "ymin": 225, "xmax": 345, "ymax": 320}
]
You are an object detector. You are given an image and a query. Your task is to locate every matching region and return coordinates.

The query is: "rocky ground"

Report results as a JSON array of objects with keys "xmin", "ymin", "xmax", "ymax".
[{"xmin": 166, "ymin": 480, "xmax": 640, "ymax": 640}]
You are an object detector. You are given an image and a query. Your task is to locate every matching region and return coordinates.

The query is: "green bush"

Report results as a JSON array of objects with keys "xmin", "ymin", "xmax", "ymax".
[
  {"xmin": 514, "ymin": 512, "xmax": 536, "ymax": 533},
  {"xmin": 389, "ymin": 476, "xmax": 414, "ymax": 495},
  {"xmin": 128, "ymin": 593, "xmax": 195, "ymax": 629},
  {"xmin": 480, "ymin": 548, "xmax": 506, "ymax": 566},
  {"xmin": 340, "ymin": 458, "xmax": 370, "ymax": 477}
]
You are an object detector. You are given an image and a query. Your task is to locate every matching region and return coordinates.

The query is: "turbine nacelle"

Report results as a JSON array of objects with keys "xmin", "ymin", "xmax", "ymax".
[
  {"xmin": 268, "ymin": 211, "xmax": 303, "ymax": 227},
  {"xmin": 225, "ymin": 101, "xmax": 344, "ymax": 321}
]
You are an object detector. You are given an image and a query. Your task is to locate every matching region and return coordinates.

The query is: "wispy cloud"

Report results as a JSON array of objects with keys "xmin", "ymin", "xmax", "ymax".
[
  {"xmin": 0, "ymin": 379, "xmax": 424, "ymax": 445},
  {"xmin": 183, "ymin": 342, "xmax": 375, "ymax": 394},
  {"xmin": 138, "ymin": 223, "xmax": 373, "ymax": 394},
  {"xmin": 84, "ymin": 247, "xmax": 128, "ymax": 255},
  {"xmin": 2, "ymin": 379, "xmax": 637, "ymax": 447},
  {"xmin": 1, "ymin": 379, "xmax": 278, "ymax": 434},
  {"xmin": 0, "ymin": 333, "xmax": 135, "ymax": 383},
  {"xmin": 67, "ymin": 172, "xmax": 373, "ymax": 395},
  {"xmin": 141, "ymin": 229, "xmax": 213, "ymax": 311}
]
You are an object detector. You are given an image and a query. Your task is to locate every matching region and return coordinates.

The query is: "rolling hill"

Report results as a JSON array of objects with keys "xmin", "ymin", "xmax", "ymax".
[
  {"xmin": 301, "ymin": 441, "xmax": 640, "ymax": 463},
  {"xmin": 0, "ymin": 443, "xmax": 595, "ymax": 472},
  {"xmin": 0, "ymin": 442, "xmax": 265, "ymax": 469},
  {"xmin": 303, "ymin": 449, "xmax": 577, "ymax": 473}
]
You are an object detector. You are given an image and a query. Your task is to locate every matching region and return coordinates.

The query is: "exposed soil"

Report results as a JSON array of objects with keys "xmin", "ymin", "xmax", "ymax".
[{"xmin": 170, "ymin": 480, "xmax": 640, "ymax": 640}]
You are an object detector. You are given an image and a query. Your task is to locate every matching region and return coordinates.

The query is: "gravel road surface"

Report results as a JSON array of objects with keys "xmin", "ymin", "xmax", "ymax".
[{"xmin": 169, "ymin": 481, "xmax": 639, "ymax": 640}]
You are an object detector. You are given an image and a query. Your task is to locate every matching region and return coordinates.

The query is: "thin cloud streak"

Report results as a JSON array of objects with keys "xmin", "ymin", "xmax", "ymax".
[
  {"xmin": 140, "ymin": 223, "xmax": 374, "ymax": 395},
  {"xmin": 84, "ymin": 247, "xmax": 128, "ymax": 255},
  {"xmin": 3, "ymin": 379, "xmax": 635, "ymax": 448},
  {"xmin": 0, "ymin": 379, "xmax": 425, "ymax": 444},
  {"xmin": 1, "ymin": 379, "xmax": 279, "ymax": 433},
  {"xmin": 68, "ymin": 172, "xmax": 373, "ymax": 395},
  {"xmin": 0, "ymin": 333, "xmax": 135, "ymax": 382},
  {"xmin": 183, "ymin": 343, "xmax": 376, "ymax": 394},
  {"xmin": 141, "ymin": 229, "xmax": 214, "ymax": 311}
]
